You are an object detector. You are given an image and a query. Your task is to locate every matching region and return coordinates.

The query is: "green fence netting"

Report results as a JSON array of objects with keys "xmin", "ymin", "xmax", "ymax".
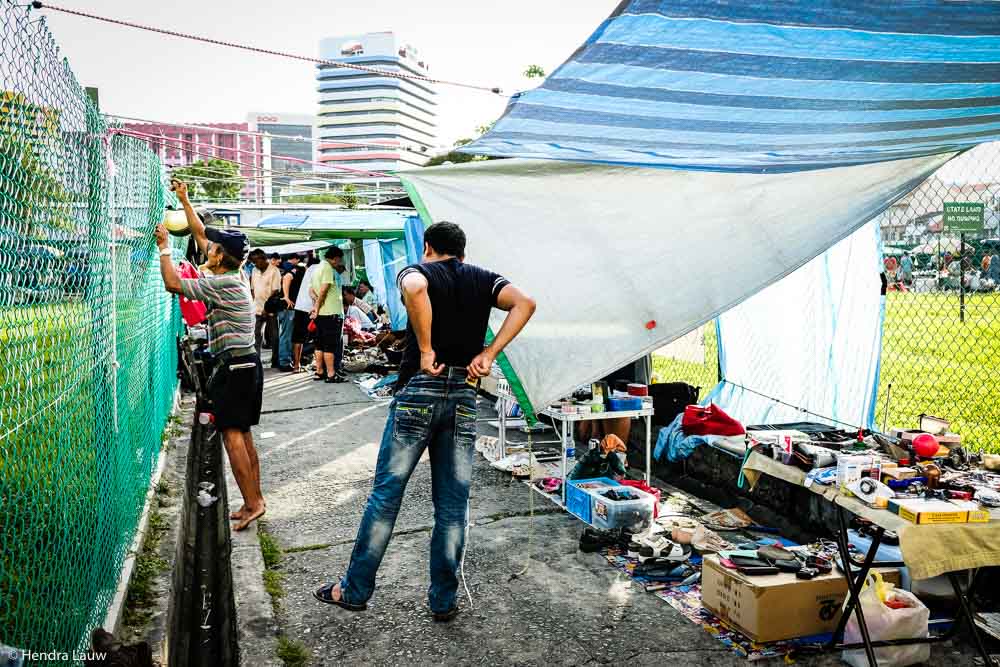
[{"xmin": 0, "ymin": 3, "xmax": 180, "ymax": 660}]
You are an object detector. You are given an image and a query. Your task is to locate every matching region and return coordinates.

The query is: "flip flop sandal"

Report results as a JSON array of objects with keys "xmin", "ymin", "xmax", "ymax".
[{"xmin": 313, "ymin": 583, "xmax": 367, "ymax": 611}]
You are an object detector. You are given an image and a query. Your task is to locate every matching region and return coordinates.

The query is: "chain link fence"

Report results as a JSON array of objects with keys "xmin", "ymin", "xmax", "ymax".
[
  {"xmin": 874, "ymin": 143, "xmax": 1000, "ymax": 451},
  {"xmin": 0, "ymin": 3, "xmax": 180, "ymax": 661},
  {"xmin": 653, "ymin": 146, "xmax": 1000, "ymax": 453}
]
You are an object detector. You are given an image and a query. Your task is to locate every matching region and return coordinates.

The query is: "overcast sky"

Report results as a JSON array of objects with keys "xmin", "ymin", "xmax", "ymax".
[{"xmin": 43, "ymin": 0, "xmax": 616, "ymax": 148}]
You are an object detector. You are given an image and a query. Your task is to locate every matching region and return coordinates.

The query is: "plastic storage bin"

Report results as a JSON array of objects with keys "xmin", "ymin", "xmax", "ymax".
[
  {"xmin": 590, "ymin": 486, "xmax": 655, "ymax": 532},
  {"xmin": 566, "ymin": 477, "xmax": 619, "ymax": 524}
]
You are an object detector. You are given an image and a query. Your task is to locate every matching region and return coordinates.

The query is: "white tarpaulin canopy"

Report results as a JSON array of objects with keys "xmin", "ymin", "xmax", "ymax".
[
  {"xmin": 399, "ymin": 0, "xmax": 1000, "ymax": 421},
  {"xmin": 401, "ymin": 155, "xmax": 951, "ymax": 417}
]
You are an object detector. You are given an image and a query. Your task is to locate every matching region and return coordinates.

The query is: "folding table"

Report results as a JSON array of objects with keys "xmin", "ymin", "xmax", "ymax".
[{"xmin": 741, "ymin": 450, "xmax": 998, "ymax": 667}]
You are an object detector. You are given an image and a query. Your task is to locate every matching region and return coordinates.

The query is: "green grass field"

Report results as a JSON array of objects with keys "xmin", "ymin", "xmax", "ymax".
[{"xmin": 653, "ymin": 291, "xmax": 1000, "ymax": 453}]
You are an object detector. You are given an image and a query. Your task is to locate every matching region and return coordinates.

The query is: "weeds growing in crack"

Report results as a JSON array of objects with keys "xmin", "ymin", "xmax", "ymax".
[{"xmin": 258, "ymin": 522, "xmax": 311, "ymax": 665}]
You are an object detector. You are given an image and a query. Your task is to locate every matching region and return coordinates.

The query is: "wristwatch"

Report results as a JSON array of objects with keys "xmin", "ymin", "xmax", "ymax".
[{"xmin": 159, "ymin": 248, "xmax": 172, "ymax": 256}]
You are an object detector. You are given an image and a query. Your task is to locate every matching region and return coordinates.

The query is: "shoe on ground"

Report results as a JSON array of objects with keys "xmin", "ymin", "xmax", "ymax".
[{"xmin": 433, "ymin": 606, "xmax": 460, "ymax": 622}]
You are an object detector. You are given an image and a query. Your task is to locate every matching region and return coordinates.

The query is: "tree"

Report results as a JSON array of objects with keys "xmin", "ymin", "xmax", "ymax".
[
  {"xmin": 340, "ymin": 184, "xmax": 360, "ymax": 209},
  {"xmin": 524, "ymin": 64, "xmax": 546, "ymax": 79},
  {"xmin": 283, "ymin": 193, "xmax": 343, "ymax": 204},
  {"xmin": 171, "ymin": 159, "xmax": 243, "ymax": 201}
]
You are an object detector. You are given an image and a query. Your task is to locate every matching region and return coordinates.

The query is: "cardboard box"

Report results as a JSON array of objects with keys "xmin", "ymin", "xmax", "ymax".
[
  {"xmin": 701, "ymin": 555, "xmax": 899, "ymax": 643},
  {"xmin": 890, "ymin": 428, "xmax": 962, "ymax": 447},
  {"xmin": 889, "ymin": 498, "xmax": 969, "ymax": 525},
  {"xmin": 953, "ymin": 500, "xmax": 990, "ymax": 523},
  {"xmin": 882, "ymin": 466, "xmax": 918, "ymax": 481}
]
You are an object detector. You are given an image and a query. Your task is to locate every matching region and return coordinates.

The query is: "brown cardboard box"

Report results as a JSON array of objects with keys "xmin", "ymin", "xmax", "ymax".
[
  {"xmin": 890, "ymin": 428, "xmax": 962, "ymax": 447},
  {"xmin": 701, "ymin": 555, "xmax": 900, "ymax": 643}
]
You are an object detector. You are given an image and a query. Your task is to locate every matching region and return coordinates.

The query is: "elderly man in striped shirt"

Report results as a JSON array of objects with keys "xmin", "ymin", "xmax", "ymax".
[{"xmin": 156, "ymin": 180, "xmax": 267, "ymax": 531}]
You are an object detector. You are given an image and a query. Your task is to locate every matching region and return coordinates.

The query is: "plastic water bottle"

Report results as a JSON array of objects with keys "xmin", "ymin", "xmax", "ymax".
[{"xmin": 565, "ymin": 432, "xmax": 575, "ymax": 459}]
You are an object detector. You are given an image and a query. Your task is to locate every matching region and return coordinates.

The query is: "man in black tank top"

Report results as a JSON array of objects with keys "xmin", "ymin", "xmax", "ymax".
[{"xmin": 314, "ymin": 222, "xmax": 536, "ymax": 621}]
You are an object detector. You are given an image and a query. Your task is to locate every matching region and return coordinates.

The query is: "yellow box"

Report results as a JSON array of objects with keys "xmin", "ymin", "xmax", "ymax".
[
  {"xmin": 968, "ymin": 509, "xmax": 991, "ymax": 523},
  {"xmin": 954, "ymin": 501, "xmax": 991, "ymax": 523},
  {"xmin": 889, "ymin": 498, "xmax": 968, "ymax": 525}
]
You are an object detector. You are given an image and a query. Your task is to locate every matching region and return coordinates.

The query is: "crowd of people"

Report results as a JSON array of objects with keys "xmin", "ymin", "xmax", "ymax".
[
  {"xmin": 246, "ymin": 246, "xmax": 387, "ymax": 379},
  {"xmin": 884, "ymin": 248, "xmax": 1000, "ymax": 292}
]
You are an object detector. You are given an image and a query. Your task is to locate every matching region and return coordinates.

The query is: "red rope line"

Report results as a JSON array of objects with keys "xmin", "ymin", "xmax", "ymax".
[
  {"xmin": 115, "ymin": 128, "xmax": 393, "ymax": 178},
  {"xmin": 34, "ymin": 2, "xmax": 503, "ymax": 94}
]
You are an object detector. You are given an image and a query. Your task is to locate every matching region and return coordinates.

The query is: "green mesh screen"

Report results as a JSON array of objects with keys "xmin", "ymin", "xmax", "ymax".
[{"xmin": 0, "ymin": 4, "xmax": 181, "ymax": 661}]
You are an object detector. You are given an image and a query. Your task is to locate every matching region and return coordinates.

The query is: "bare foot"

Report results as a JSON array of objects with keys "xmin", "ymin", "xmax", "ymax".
[
  {"xmin": 234, "ymin": 505, "xmax": 266, "ymax": 531},
  {"xmin": 330, "ymin": 582, "xmax": 342, "ymax": 602},
  {"xmin": 230, "ymin": 505, "xmax": 249, "ymax": 520}
]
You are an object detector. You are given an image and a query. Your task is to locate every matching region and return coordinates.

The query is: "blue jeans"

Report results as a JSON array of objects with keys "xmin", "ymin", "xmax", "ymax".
[
  {"xmin": 341, "ymin": 368, "xmax": 478, "ymax": 613},
  {"xmin": 277, "ymin": 309, "xmax": 294, "ymax": 367}
]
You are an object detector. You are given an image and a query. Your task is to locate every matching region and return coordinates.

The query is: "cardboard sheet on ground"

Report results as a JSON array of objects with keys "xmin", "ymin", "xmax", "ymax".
[{"xmin": 400, "ymin": 154, "xmax": 952, "ymax": 415}]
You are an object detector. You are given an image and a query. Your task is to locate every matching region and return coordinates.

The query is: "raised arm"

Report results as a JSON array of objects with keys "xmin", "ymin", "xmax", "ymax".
[
  {"xmin": 155, "ymin": 225, "xmax": 183, "ymax": 294},
  {"xmin": 467, "ymin": 284, "xmax": 536, "ymax": 378},
  {"xmin": 400, "ymin": 271, "xmax": 443, "ymax": 376},
  {"xmin": 171, "ymin": 179, "xmax": 209, "ymax": 256}
]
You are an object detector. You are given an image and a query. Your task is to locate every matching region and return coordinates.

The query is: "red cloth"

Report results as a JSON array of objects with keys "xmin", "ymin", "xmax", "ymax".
[
  {"xmin": 177, "ymin": 261, "xmax": 207, "ymax": 326},
  {"xmin": 681, "ymin": 403, "xmax": 745, "ymax": 437},
  {"xmin": 344, "ymin": 316, "xmax": 376, "ymax": 345}
]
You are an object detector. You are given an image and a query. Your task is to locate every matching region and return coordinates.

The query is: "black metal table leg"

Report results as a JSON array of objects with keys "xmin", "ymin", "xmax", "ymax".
[
  {"xmin": 949, "ymin": 571, "xmax": 995, "ymax": 666},
  {"xmin": 827, "ymin": 506, "xmax": 881, "ymax": 667}
]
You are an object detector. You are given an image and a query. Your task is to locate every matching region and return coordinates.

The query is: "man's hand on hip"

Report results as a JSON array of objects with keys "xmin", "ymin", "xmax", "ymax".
[
  {"xmin": 420, "ymin": 349, "xmax": 444, "ymax": 376},
  {"xmin": 467, "ymin": 350, "xmax": 495, "ymax": 379}
]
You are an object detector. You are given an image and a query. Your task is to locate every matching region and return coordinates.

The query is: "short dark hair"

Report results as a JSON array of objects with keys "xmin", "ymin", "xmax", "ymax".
[
  {"xmin": 342, "ymin": 285, "xmax": 356, "ymax": 296},
  {"xmin": 249, "ymin": 248, "xmax": 265, "ymax": 259},
  {"xmin": 218, "ymin": 251, "xmax": 242, "ymax": 271},
  {"xmin": 358, "ymin": 279, "xmax": 373, "ymax": 289},
  {"xmin": 325, "ymin": 246, "xmax": 344, "ymax": 260},
  {"xmin": 269, "ymin": 252, "xmax": 280, "ymax": 260},
  {"xmin": 424, "ymin": 221, "xmax": 466, "ymax": 258}
]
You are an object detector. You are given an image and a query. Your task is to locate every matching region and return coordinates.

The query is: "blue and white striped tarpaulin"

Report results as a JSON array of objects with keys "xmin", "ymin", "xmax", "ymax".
[
  {"xmin": 402, "ymin": 1, "xmax": 999, "ymax": 418},
  {"xmin": 461, "ymin": 0, "xmax": 1000, "ymax": 171}
]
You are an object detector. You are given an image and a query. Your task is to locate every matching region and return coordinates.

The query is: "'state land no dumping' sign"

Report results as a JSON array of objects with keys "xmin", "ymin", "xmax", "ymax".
[{"xmin": 942, "ymin": 202, "xmax": 985, "ymax": 234}]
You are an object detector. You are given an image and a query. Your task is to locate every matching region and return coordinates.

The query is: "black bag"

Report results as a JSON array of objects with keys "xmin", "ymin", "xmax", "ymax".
[
  {"xmin": 648, "ymin": 382, "xmax": 700, "ymax": 427},
  {"xmin": 264, "ymin": 293, "xmax": 286, "ymax": 314}
]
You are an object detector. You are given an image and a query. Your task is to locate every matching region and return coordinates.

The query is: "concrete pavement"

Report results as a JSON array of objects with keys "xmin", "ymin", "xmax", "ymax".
[{"xmin": 226, "ymin": 368, "xmax": 980, "ymax": 666}]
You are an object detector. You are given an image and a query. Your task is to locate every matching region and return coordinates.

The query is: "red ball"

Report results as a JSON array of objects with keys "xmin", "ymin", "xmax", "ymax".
[{"xmin": 912, "ymin": 433, "xmax": 940, "ymax": 459}]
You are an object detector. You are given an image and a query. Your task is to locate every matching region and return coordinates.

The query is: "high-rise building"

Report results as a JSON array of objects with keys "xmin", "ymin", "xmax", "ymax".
[
  {"xmin": 247, "ymin": 112, "xmax": 315, "ymax": 202},
  {"xmin": 316, "ymin": 32, "xmax": 437, "ymax": 175},
  {"xmin": 123, "ymin": 121, "xmax": 263, "ymax": 201}
]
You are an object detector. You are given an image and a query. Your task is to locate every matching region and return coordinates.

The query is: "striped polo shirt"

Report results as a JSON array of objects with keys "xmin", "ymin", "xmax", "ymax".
[{"xmin": 180, "ymin": 272, "xmax": 255, "ymax": 356}]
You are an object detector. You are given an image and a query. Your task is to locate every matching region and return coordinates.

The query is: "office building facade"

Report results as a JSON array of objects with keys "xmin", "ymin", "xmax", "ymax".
[
  {"xmin": 316, "ymin": 32, "xmax": 437, "ymax": 175},
  {"xmin": 247, "ymin": 112, "xmax": 315, "ymax": 202},
  {"xmin": 123, "ymin": 121, "xmax": 263, "ymax": 201}
]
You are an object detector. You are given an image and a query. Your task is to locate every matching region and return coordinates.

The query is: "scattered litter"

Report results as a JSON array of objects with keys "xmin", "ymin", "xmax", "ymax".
[{"xmin": 196, "ymin": 490, "xmax": 218, "ymax": 507}]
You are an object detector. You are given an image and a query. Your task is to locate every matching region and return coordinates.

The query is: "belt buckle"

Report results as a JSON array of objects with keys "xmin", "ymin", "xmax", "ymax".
[{"xmin": 465, "ymin": 375, "xmax": 480, "ymax": 389}]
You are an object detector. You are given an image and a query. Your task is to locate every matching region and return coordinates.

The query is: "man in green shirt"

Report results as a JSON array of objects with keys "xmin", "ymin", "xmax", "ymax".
[{"xmin": 309, "ymin": 246, "xmax": 346, "ymax": 382}]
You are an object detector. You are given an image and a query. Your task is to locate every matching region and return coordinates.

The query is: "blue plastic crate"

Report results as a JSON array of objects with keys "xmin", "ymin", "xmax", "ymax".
[{"xmin": 566, "ymin": 477, "xmax": 620, "ymax": 524}]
